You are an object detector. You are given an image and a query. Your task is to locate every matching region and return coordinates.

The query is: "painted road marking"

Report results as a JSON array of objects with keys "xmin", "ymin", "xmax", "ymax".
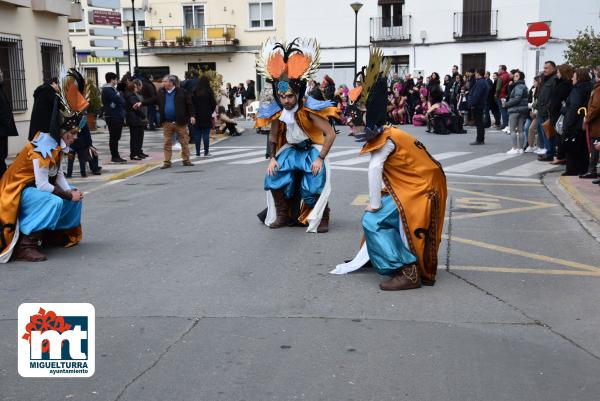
[
  {"xmin": 450, "ymin": 266, "xmax": 600, "ymax": 277},
  {"xmin": 433, "ymin": 151, "xmax": 472, "ymax": 161},
  {"xmin": 454, "ymin": 197, "xmax": 502, "ymax": 211},
  {"xmin": 497, "ymin": 160, "xmax": 560, "ymax": 177},
  {"xmin": 193, "ymin": 150, "xmax": 266, "ymax": 164},
  {"xmin": 229, "ymin": 156, "xmax": 269, "ymax": 165},
  {"xmin": 331, "ymin": 156, "xmax": 370, "ymax": 166},
  {"xmin": 445, "ymin": 153, "xmax": 517, "ymax": 173}
]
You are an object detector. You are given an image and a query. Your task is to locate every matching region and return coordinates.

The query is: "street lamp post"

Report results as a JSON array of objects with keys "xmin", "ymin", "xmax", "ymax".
[
  {"xmin": 123, "ymin": 21, "xmax": 134, "ymax": 73},
  {"xmin": 131, "ymin": 0, "xmax": 139, "ymax": 70},
  {"xmin": 350, "ymin": 2, "xmax": 363, "ymax": 78}
]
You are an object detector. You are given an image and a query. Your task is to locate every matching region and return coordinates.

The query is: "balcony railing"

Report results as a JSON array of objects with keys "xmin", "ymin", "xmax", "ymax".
[
  {"xmin": 140, "ymin": 25, "xmax": 238, "ymax": 49},
  {"xmin": 370, "ymin": 16, "xmax": 411, "ymax": 42},
  {"xmin": 453, "ymin": 10, "xmax": 498, "ymax": 39}
]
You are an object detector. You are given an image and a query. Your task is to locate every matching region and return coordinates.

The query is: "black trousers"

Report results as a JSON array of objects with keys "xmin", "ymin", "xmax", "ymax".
[
  {"xmin": 473, "ymin": 107, "xmax": 485, "ymax": 143},
  {"xmin": 129, "ymin": 125, "xmax": 145, "ymax": 157},
  {"xmin": 106, "ymin": 118, "xmax": 123, "ymax": 158},
  {"xmin": 0, "ymin": 135, "xmax": 7, "ymax": 178}
]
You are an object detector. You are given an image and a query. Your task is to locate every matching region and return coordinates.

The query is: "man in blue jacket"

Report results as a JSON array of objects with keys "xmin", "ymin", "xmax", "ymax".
[
  {"xmin": 101, "ymin": 72, "xmax": 126, "ymax": 163},
  {"xmin": 468, "ymin": 69, "xmax": 490, "ymax": 145}
]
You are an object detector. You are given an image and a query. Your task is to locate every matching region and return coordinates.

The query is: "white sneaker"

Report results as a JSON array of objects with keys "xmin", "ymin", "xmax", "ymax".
[
  {"xmin": 502, "ymin": 127, "xmax": 510, "ymax": 133},
  {"xmin": 524, "ymin": 146, "xmax": 534, "ymax": 153},
  {"xmin": 506, "ymin": 148, "xmax": 519, "ymax": 155},
  {"xmin": 204, "ymin": 153, "xmax": 213, "ymax": 158},
  {"xmin": 172, "ymin": 143, "xmax": 182, "ymax": 151},
  {"xmin": 535, "ymin": 148, "xmax": 547, "ymax": 155},
  {"xmin": 517, "ymin": 149, "xmax": 524, "ymax": 154}
]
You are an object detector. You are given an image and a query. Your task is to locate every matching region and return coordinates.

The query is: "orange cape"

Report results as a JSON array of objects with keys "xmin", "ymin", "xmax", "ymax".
[{"xmin": 361, "ymin": 127, "xmax": 447, "ymax": 283}]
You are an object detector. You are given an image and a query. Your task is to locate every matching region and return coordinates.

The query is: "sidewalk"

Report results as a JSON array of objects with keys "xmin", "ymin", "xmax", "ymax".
[
  {"xmin": 544, "ymin": 172, "xmax": 600, "ymax": 242},
  {"xmin": 8, "ymin": 118, "xmax": 256, "ymax": 185}
]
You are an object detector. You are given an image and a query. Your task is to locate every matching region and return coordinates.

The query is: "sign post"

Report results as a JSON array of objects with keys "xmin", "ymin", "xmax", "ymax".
[
  {"xmin": 526, "ymin": 21, "xmax": 551, "ymax": 75},
  {"xmin": 88, "ymin": 0, "xmax": 124, "ymax": 75}
]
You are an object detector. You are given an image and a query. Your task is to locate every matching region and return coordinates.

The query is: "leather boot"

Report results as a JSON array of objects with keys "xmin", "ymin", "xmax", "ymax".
[
  {"xmin": 379, "ymin": 264, "xmax": 421, "ymax": 291},
  {"xmin": 317, "ymin": 204, "xmax": 330, "ymax": 233},
  {"xmin": 66, "ymin": 156, "xmax": 74, "ymax": 178},
  {"xmin": 15, "ymin": 232, "xmax": 47, "ymax": 262},
  {"xmin": 270, "ymin": 189, "xmax": 290, "ymax": 228}
]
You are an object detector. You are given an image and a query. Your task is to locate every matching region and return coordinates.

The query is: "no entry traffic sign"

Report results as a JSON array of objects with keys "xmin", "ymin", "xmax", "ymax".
[{"xmin": 526, "ymin": 22, "xmax": 551, "ymax": 47}]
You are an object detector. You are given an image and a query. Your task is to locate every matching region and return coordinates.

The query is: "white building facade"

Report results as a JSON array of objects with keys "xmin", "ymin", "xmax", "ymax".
[
  {"xmin": 286, "ymin": 0, "xmax": 600, "ymax": 87},
  {"xmin": 69, "ymin": 0, "xmax": 285, "ymax": 88}
]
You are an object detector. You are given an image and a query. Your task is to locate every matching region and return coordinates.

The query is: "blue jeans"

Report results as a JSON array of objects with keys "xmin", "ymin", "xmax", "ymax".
[
  {"xmin": 523, "ymin": 117, "xmax": 532, "ymax": 147},
  {"xmin": 497, "ymin": 98, "xmax": 508, "ymax": 128},
  {"xmin": 192, "ymin": 127, "xmax": 210, "ymax": 155},
  {"xmin": 537, "ymin": 116, "xmax": 555, "ymax": 157}
]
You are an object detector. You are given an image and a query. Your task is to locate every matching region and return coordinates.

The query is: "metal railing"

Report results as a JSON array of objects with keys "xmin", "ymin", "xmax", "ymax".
[
  {"xmin": 0, "ymin": 35, "xmax": 27, "ymax": 112},
  {"xmin": 453, "ymin": 10, "xmax": 498, "ymax": 38},
  {"xmin": 370, "ymin": 16, "xmax": 411, "ymax": 42},
  {"xmin": 140, "ymin": 24, "xmax": 238, "ymax": 48}
]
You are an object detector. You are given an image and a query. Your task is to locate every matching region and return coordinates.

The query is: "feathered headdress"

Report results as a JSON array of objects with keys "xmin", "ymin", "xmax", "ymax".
[
  {"xmin": 256, "ymin": 37, "xmax": 320, "ymax": 105},
  {"xmin": 49, "ymin": 66, "xmax": 89, "ymax": 142},
  {"xmin": 348, "ymin": 48, "xmax": 391, "ymax": 142}
]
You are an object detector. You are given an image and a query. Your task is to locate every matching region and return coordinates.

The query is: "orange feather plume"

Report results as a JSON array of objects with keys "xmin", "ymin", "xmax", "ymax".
[
  {"xmin": 287, "ymin": 54, "xmax": 310, "ymax": 79},
  {"xmin": 348, "ymin": 86, "xmax": 363, "ymax": 103},
  {"xmin": 66, "ymin": 80, "xmax": 89, "ymax": 113},
  {"xmin": 267, "ymin": 53, "xmax": 286, "ymax": 79}
]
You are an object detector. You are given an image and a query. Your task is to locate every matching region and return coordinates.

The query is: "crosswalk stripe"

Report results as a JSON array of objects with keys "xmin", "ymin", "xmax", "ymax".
[
  {"xmin": 210, "ymin": 148, "xmax": 252, "ymax": 156},
  {"xmin": 432, "ymin": 151, "xmax": 472, "ymax": 161},
  {"xmin": 444, "ymin": 153, "xmax": 517, "ymax": 173},
  {"xmin": 496, "ymin": 160, "xmax": 560, "ymax": 177},
  {"xmin": 331, "ymin": 156, "xmax": 370, "ymax": 166},
  {"xmin": 229, "ymin": 156, "xmax": 268, "ymax": 165},
  {"xmin": 327, "ymin": 149, "xmax": 361, "ymax": 158},
  {"xmin": 193, "ymin": 150, "xmax": 266, "ymax": 164}
]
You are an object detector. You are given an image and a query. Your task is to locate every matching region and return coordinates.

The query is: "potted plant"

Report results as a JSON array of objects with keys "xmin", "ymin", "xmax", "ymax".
[
  {"xmin": 223, "ymin": 31, "xmax": 231, "ymax": 43},
  {"xmin": 183, "ymin": 35, "xmax": 192, "ymax": 46},
  {"xmin": 207, "ymin": 40, "xmax": 212, "ymax": 46},
  {"xmin": 142, "ymin": 40, "xmax": 148, "ymax": 47},
  {"xmin": 232, "ymin": 38, "xmax": 240, "ymax": 46},
  {"xmin": 86, "ymin": 79, "xmax": 102, "ymax": 132},
  {"xmin": 149, "ymin": 36, "xmax": 157, "ymax": 47},
  {"xmin": 169, "ymin": 41, "xmax": 176, "ymax": 48},
  {"xmin": 161, "ymin": 40, "xmax": 168, "ymax": 47},
  {"xmin": 176, "ymin": 36, "xmax": 184, "ymax": 47}
]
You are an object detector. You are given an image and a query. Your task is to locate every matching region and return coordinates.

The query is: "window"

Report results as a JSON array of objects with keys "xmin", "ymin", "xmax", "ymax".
[
  {"xmin": 249, "ymin": 1, "xmax": 273, "ymax": 29},
  {"xmin": 0, "ymin": 35, "xmax": 27, "ymax": 111},
  {"xmin": 40, "ymin": 40, "xmax": 63, "ymax": 82},
  {"xmin": 462, "ymin": 0, "xmax": 491, "ymax": 36},
  {"xmin": 380, "ymin": 0, "xmax": 403, "ymax": 27},
  {"xmin": 69, "ymin": 12, "xmax": 86, "ymax": 33},
  {"xmin": 122, "ymin": 8, "xmax": 145, "ymax": 32},
  {"xmin": 183, "ymin": 5, "xmax": 204, "ymax": 29}
]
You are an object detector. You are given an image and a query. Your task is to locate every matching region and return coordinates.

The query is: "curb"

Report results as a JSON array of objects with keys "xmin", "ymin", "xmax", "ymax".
[{"xmin": 542, "ymin": 172, "xmax": 600, "ymax": 243}]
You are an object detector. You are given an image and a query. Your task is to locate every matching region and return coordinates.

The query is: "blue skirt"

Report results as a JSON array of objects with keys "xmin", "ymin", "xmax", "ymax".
[
  {"xmin": 19, "ymin": 187, "xmax": 82, "ymax": 235},
  {"xmin": 362, "ymin": 195, "xmax": 417, "ymax": 276},
  {"xmin": 264, "ymin": 146, "xmax": 326, "ymax": 208}
]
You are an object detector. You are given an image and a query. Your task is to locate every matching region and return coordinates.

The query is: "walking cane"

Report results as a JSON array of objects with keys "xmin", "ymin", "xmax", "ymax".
[{"xmin": 578, "ymin": 107, "xmax": 590, "ymax": 152}]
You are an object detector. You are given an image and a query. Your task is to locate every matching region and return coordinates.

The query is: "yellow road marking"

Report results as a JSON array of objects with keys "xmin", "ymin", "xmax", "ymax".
[
  {"xmin": 448, "ymin": 181, "xmax": 544, "ymax": 187},
  {"xmin": 109, "ymin": 163, "xmax": 160, "ymax": 181},
  {"xmin": 450, "ymin": 265, "xmax": 600, "ymax": 277},
  {"xmin": 455, "ymin": 197, "xmax": 502, "ymax": 210},
  {"xmin": 445, "ymin": 235, "xmax": 600, "ymax": 273},
  {"xmin": 449, "ymin": 204, "xmax": 555, "ymax": 221},
  {"xmin": 351, "ymin": 194, "xmax": 370, "ymax": 206},
  {"xmin": 448, "ymin": 186, "xmax": 555, "ymax": 207}
]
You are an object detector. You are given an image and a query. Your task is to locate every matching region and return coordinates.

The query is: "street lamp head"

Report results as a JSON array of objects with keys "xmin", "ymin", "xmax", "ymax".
[{"xmin": 350, "ymin": 2, "xmax": 363, "ymax": 13}]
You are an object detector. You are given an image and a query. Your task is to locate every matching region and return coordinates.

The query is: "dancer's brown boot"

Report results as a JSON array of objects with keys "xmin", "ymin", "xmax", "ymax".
[
  {"xmin": 317, "ymin": 204, "xmax": 330, "ymax": 233},
  {"xmin": 270, "ymin": 189, "xmax": 290, "ymax": 228},
  {"xmin": 379, "ymin": 264, "xmax": 421, "ymax": 291},
  {"xmin": 15, "ymin": 232, "xmax": 47, "ymax": 262}
]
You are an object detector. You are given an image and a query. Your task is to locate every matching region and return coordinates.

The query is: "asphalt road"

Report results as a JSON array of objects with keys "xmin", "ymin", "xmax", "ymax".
[{"xmin": 1, "ymin": 124, "xmax": 599, "ymax": 401}]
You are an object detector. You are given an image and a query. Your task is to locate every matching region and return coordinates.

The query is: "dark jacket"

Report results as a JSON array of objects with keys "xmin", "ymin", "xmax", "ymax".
[
  {"xmin": 191, "ymin": 90, "xmax": 217, "ymax": 129},
  {"xmin": 0, "ymin": 81, "xmax": 18, "ymax": 138},
  {"xmin": 467, "ymin": 78, "xmax": 489, "ymax": 109},
  {"xmin": 136, "ymin": 76, "xmax": 157, "ymax": 106},
  {"xmin": 245, "ymin": 82, "xmax": 256, "ymax": 101},
  {"xmin": 101, "ymin": 85, "xmax": 125, "ymax": 121},
  {"xmin": 536, "ymin": 73, "xmax": 557, "ymax": 118},
  {"xmin": 548, "ymin": 78, "xmax": 572, "ymax": 126},
  {"xmin": 157, "ymin": 87, "xmax": 194, "ymax": 126},
  {"xmin": 28, "ymin": 82, "xmax": 57, "ymax": 140},
  {"xmin": 505, "ymin": 80, "xmax": 529, "ymax": 114},
  {"xmin": 123, "ymin": 90, "xmax": 146, "ymax": 127},
  {"xmin": 562, "ymin": 80, "xmax": 593, "ymax": 138}
]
